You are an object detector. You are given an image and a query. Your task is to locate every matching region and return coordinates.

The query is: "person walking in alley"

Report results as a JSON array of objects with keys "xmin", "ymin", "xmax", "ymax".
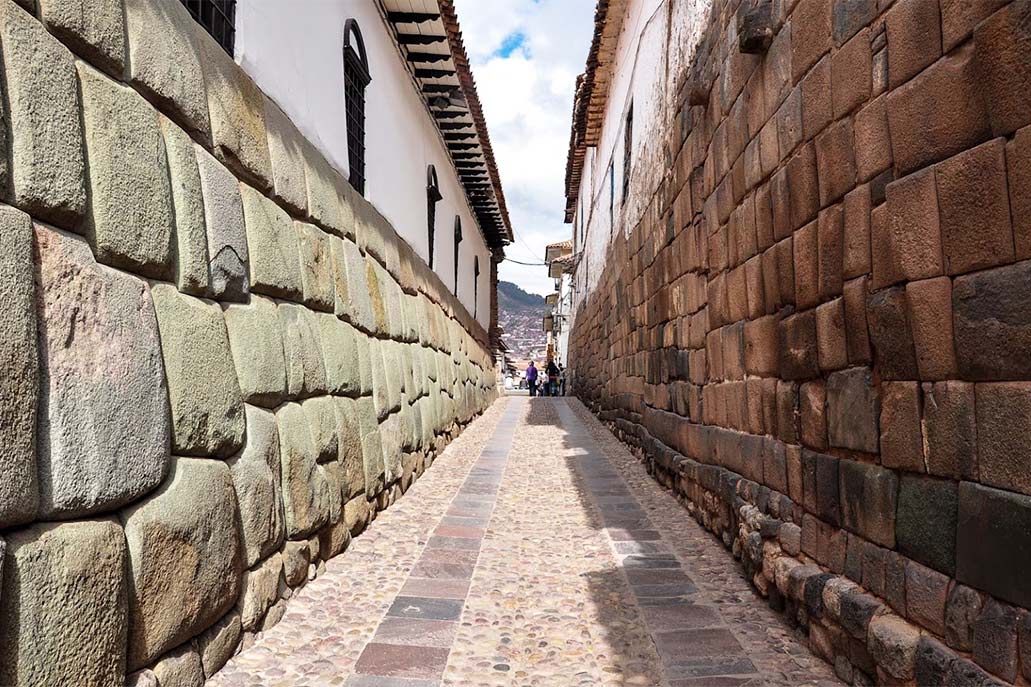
[
  {"xmin": 526, "ymin": 361, "xmax": 538, "ymax": 397},
  {"xmin": 546, "ymin": 358, "xmax": 560, "ymax": 396}
]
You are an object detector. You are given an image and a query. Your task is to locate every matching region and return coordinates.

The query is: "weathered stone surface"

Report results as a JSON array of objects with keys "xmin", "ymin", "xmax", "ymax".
[
  {"xmin": 277, "ymin": 403, "xmax": 334, "ymax": 538},
  {"xmin": 229, "ymin": 405, "xmax": 284, "ymax": 567},
  {"xmin": 279, "ymin": 302, "xmax": 328, "ymax": 398},
  {"xmin": 302, "ymin": 395, "xmax": 339, "ymax": 464},
  {"xmin": 897, "ymin": 475, "xmax": 957, "ymax": 575},
  {"xmin": 880, "ymin": 382, "xmax": 924, "ymax": 472},
  {"xmin": 971, "ymin": 598, "xmax": 1021, "ymax": 682},
  {"xmin": 238, "ymin": 552, "xmax": 281, "ymax": 632},
  {"xmin": 39, "ymin": 0, "xmax": 124, "ymax": 76},
  {"xmin": 282, "ymin": 539, "xmax": 309, "ymax": 587},
  {"xmin": 320, "ymin": 315, "xmax": 362, "ymax": 396},
  {"xmin": 866, "ymin": 286, "xmax": 918, "ymax": 380},
  {"xmin": 954, "ymin": 257, "xmax": 1031, "ymax": 380},
  {"xmin": 922, "ymin": 381, "xmax": 977, "ymax": 480},
  {"xmin": 124, "ymin": 0, "xmax": 209, "ymax": 136},
  {"xmin": 78, "ymin": 61, "xmax": 175, "ymax": 279},
  {"xmin": 825, "ymin": 367, "xmax": 878, "ymax": 453},
  {"xmin": 159, "ymin": 115, "xmax": 209, "ymax": 296},
  {"xmin": 241, "ymin": 184, "xmax": 303, "ymax": 300},
  {"xmin": 0, "ymin": 206, "xmax": 37, "ymax": 528},
  {"xmin": 337, "ymin": 237, "xmax": 375, "ymax": 331},
  {"xmin": 973, "ymin": 1, "xmax": 1031, "ymax": 137},
  {"xmin": 123, "ymin": 458, "xmax": 242, "ymax": 670},
  {"xmin": 264, "ymin": 96, "xmax": 308, "ymax": 216},
  {"xmin": 202, "ymin": 32, "xmax": 272, "ymax": 189},
  {"xmin": 0, "ymin": 520, "xmax": 126, "ymax": 687},
  {"xmin": 297, "ymin": 221, "xmax": 335, "ymax": 312},
  {"xmin": 906, "ymin": 560, "xmax": 949, "ymax": 636},
  {"xmin": 196, "ymin": 610, "xmax": 241, "ymax": 678},
  {"xmin": 357, "ymin": 397, "xmax": 386, "ymax": 497},
  {"xmin": 976, "ymin": 382, "xmax": 1031, "ymax": 497},
  {"xmin": 224, "ymin": 295, "xmax": 287, "ymax": 408},
  {"xmin": 196, "ymin": 145, "xmax": 249, "ymax": 302},
  {"xmin": 317, "ymin": 516, "xmax": 351, "ymax": 560},
  {"xmin": 302, "ymin": 140, "xmax": 347, "ymax": 236},
  {"xmin": 0, "ymin": 2, "xmax": 86, "ymax": 228},
  {"xmin": 344, "ymin": 495, "xmax": 371, "ymax": 535},
  {"xmin": 151, "ymin": 283, "xmax": 245, "ymax": 457},
  {"xmin": 957, "ymin": 482, "xmax": 1031, "ymax": 609},
  {"xmin": 838, "ymin": 460, "xmax": 897, "ymax": 548},
  {"xmin": 946, "ymin": 584, "xmax": 984, "ymax": 653},
  {"xmin": 36, "ymin": 226, "xmax": 169, "ymax": 517},
  {"xmin": 868, "ymin": 613, "xmax": 920, "ymax": 681},
  {"xmin": 915, "ymin": 636, "xmax": 955, "ymax": 687},
  {"xmin": 152, "ymin": 642, "xmax": 204, "ymax": 687}
]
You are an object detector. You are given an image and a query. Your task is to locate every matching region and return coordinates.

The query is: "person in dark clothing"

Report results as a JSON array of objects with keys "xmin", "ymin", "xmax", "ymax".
[
  {"xmin": 546, "ymin": 359, "xmax": 560, "ymax": 396},
  {"xmin": 526, "ymin": 361, "xmax": 538, "ymax": 397}
]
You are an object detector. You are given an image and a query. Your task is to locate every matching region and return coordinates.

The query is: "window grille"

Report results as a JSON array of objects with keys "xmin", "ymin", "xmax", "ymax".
[
  {"xmin": 180, "ymin": 0, "xmax": 236, "ymax": 55},
  {"xmin": 453, "ymin": 216, "xmax": 463, "ymax": 294},
  {"xmin": 473, "ymin": 256, "xmax": 480, "ymax": 319},
  {"xmin": 623, "ymin": 103, "xmax": 633, "ymax": 203},
  {"xmin": 344, "ymin": 19, "xmax": 372, "ymax": 195},
  {"xmin": 427, "ymin": 166, "xmax": 441, "ymax": 268}
]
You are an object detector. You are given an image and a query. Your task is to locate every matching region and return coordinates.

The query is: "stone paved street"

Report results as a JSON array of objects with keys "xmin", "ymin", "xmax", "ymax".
[{"xmin": 210, "ymin": 397, "xmax": 841, "ymax": 686}]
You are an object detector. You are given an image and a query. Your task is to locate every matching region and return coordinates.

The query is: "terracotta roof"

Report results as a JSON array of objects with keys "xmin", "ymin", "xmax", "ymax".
[
  {"xmin": 564, "ymin": 0, "xmax": 627, "ymax": 222},
  {"xmin": 380, "ymin": 0, "xmax": 513, "ymax": 252}
]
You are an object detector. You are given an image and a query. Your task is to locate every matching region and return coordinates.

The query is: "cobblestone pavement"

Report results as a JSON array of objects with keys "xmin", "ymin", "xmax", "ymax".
[{"xmin": 210, "ymin": 397, "xmax": 840, "ymax": 687}]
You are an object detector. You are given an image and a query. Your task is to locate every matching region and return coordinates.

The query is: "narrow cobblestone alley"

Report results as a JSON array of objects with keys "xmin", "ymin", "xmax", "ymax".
[{"xmin": 209, "ymin": 397, "xmax": 839, "ymax": 687}]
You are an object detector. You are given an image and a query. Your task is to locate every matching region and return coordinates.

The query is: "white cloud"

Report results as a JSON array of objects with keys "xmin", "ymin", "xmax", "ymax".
[{"xmin": 454, "ymin": 0, "xmax": 596, "ymax": 295}]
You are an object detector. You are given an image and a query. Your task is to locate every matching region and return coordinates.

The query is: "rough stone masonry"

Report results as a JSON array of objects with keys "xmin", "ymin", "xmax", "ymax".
[
  {"xmin": 569, "ymin": 0, "xmax": 1031, "ymax": 685},
  {"xmin": 0, "ymin": 0, "xmax": 496, "ymax": 684}
]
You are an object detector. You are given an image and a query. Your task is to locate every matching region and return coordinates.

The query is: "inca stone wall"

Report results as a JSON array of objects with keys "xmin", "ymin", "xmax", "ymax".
[
  {"xmin": 569, "ymin": 0, "xmax": 1031, "ymax": 684},
  {"xmin": 0, "ymin": 0, "xmax": 497, "ymax": 684}
]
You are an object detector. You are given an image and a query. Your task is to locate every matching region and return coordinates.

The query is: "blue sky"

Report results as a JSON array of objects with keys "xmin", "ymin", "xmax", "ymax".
[{"xmin": 453, "ymin": 0, "xmax": 596, "ymax": 295}]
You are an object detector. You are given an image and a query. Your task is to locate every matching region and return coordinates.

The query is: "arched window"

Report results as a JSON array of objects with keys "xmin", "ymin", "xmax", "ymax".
[
  {"xmin": 427, "ymin": 165, "xmax": 441, "ymax": 268},
  {"xmin": 473, "ymin": 256, "xmax": 480, "ymax": 319},
  {"xmin": 453, "ymin": 215, "xmax": 463, "ymax": 294},
  {"xmin": 343, "ymin": 19, "xmax": 371, "ymax": 195}
]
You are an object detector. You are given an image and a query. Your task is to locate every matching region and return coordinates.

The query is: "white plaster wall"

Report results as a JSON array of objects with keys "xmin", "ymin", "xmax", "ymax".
[
  {"xmin": 236, "ymin": 0, "xmax": 492, "ymax": 328},
  {"xmin": 571, "ymin": 0, "xmax": 713, "ymax": 316}
]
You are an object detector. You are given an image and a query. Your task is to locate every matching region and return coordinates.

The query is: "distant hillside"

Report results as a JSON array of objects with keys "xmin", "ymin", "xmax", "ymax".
[
  {"xmin": 497, "ymin": 281, "xmax": 550, "ymax": 361},
  {"xmin": 498, "ymin": 280, "xmax": 545, "ymax": 311}
]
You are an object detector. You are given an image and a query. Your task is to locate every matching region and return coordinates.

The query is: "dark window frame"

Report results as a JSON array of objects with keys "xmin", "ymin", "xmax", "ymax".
[
  {"xmin": 453, "ymin": 215, "xmax": 463, "ymax": 294},
  {"xmin": 344, "ymin": 19, "xmax": 372, "ymax": 196},
  {"xmin": 427, "ymin": 165, "xmax": 442, "ymax": 268},
  {"xmin": 180, "ymin": 0, "xmax": 236, "ymax": 55},
  {"xmin": 623, "ymin": 102, "xmax": 633, "ymax": 203},
  {"xmin": 473, "ymin": 256, "xmax": 480, "ymax": 319}
]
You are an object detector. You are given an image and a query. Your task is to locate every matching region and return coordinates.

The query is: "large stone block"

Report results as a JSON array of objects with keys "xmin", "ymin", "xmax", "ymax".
[
  {"xmin": 897, "ymin": 475, "xmax": 957, "ymax": 576},
  {"xmin": 0, "ymin": 206, "xmax": 37, "ymax": 528},
  {"xmin": 39, "ymin": 0, "xmax": 125, "ymax": 76},
  {"xmin": 954, "ymin": 260, "xmax": 1031, "ymax": 380},
  {"xmin": 229, "ymin": 405, "xmax": 285, "ymax": 568},
  {"xmin": 196, "ymin": 610, "xmax": 241, "ymax": 678},
  {"xmin": 923, "ymin": 382, "xmax": 977, "ymax": 481},
  {"xmin": 973, "ymin": 1, "xmax": 1031, "ymax": 137},
  {"xmin": 196, "ymin": 145, "xmax": 249, "ymax": 301},
  {"xmin": 976, "ymin": 382, "xmax": 1031, "ymax": 497},
  {"xmin": 151, "ymin": 283, "xmax": 245, "ymax": 457},
  {"xmin": 302, "ymin": 395, "xmax": 339, "ymax": 464},
  {"xmin": 867, "ymin": 286, "xmax": 918, "ymax": 380},
  {"xmin": 241, "ymin": 184, "xmax": 303, "ymax": 300},
  {"xmin": 123, "ymin": 458, "xmax": 242, "ymax": 670},
  {"xmin": 880, "ymin": 382, "xmax": 924, "ymax": 472},
  {"xmin": 159, "ymin": 115, "xmax": 209, "ymax": 296},
  {"xmin": 237, "ymin": 552, "xmax": 281, "ymax": 632},
  {"xmin": 152, "ymin": 643, "xmax": 203, "ymax": 687},
  {"xmin": 905, "ymin": 277, "xmax": 957, "ymax": 380},
  {"xmin": 957, "ymin": 482, "xmax": 1031, "ymax": 609},
  {"xmin": 201, "ymin": 31, "xmax": 272, "ymax": 189},
  {"xmin": 838, "ymin": 459, "xmax": 897, "ymax": 548},
  {"xmin": 971, "ymin": 598, "xmax": 1021, "ymax": 682},
  {"xmin": 0, "ymin": 519, "xmax": 127, "ymax": 687},
  {"xmin": 297, "ymin": 221, "xmax": 335, "ymax": 311},
  {"xmin": 264, "ymin": 96, "xmax": 308, "ymax": 216},
  {"xmin": 78, "ymin": 62, "xmax": 175, "ymax": 279},
  {"xmin": 357, "ymin": 397, "xmax": 386, "ymax": 497},
  {"xmin": 279, "ymin": 302, "xmax": 328, "ymax": 398},
  {"xmin": 0, "ymin": 2, "xmax": 85, "ymax": 228},
  {"xmin": 277, "ymin": 403, "xmax": 335, "ymax": 538},
  {"xmin": 224, "ymin": 295, "xmax": 287, "ymax": 408},
  {"xmin": 35, "ymin": 225, "xmax": 169, "ymax": 518},
  {"xmin": 874, "ymin": 168, "xmax": 942, "ymax": 289},
  {"xmin": 320, "ymin": 314, "xmax": 362, "ymax": 396},
  {"xmin": 826, "ymin": 367, "xmax": 878, "ymax": 453},
  {"xmin": 334, "ymin": 398, "xmax": 365, "ymax": 500},
  {"xmin": 778, "ymin": 310, "xmax": 820, "ymax": 381},
  {"xmin": 302, "ymin": 140, "xmax": 348, "ymax": 237},
  {"xmin": 124, "ymin": 0, "xmax": 209, "ymax": 137}
]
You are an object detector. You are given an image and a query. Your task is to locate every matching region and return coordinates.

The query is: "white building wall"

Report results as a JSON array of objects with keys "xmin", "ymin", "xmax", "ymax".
[
  {"xmin": 235, "ymin": 0, "xmax": 493, "ymax": 328},
  {"xmin": 570, "ymin": 0, "xmax": 713, "ymax": 317}
]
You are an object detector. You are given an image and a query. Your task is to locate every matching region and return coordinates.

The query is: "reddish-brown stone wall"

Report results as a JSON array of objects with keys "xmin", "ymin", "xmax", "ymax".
[{"xmin": 568, "ymin": 0, "xmax": 1031, "ymax": 684}]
